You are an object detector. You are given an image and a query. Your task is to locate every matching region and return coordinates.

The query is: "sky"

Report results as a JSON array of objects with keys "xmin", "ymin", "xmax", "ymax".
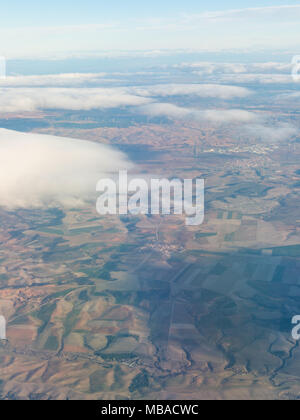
[{"xmin": 1, "ymin": 1, "xmax": 300, "ymax": 58}]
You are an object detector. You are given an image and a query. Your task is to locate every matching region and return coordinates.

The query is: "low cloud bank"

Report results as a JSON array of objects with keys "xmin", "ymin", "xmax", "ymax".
[
  {"xmin": 175, "ymin": 62, "xmax": 295, "ymax": 85},
  {"xmin": 0, "ymin": 73, "xmax": 108, "ymax": 87},
  {"xmin": 0, "ymin": 87, "xmax": 151, "ymax": 113},
  {"xmin": 131, "ymin": 84, "xmax": 252, "ymax": 99},
  {"xmin": 244, "ymin": 123, "xmax": 298, "ymax": 143},
  {"xmin": 137, "ymin": 103, "xmax": 298, "ymax": 142},
  {"xmin": 0, "ymin": 129, "xmax": 131, "ymax": 209},
  {"xmin": 137, "ymin": 103, "xmax": 259, "ymax": 123},
  {"xmin": 0, "ymin": 77, "xmax": 252, "ymax": 113}
]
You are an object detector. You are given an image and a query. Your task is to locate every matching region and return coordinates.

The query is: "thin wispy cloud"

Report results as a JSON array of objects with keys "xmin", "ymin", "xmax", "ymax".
[{"xmin": 183, "ymin": 5, "xmax": 300, "ymax": 23}]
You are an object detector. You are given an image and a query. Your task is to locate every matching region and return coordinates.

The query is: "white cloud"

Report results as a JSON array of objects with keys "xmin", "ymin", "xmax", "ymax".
[
  {"xmin": 217, "ymin": 74, "xmax": 293, "ymax": 84},
  {"xmin": 138, "ymin": 103, "xmax": 191, "ymax": 119},
  {"xmin": 0, "ymin": 73, "xmax": 108, "ymax": 87},
  {"xmin": 178, "ymin": 60, "xmax": 292, "ymax": 73},
  {"xmin": 0, "ymin": 129, "xmax": 132, "ymax": 209},
  {"xmin": 0, "ymin": 76, "xmax": 253, "ymax": 113},
  {"xmin": 200, "ymin": 109, "xmax": 258, "ymax": 124},
  {"xmin": 175, "ymin": 61, "xmax": 295, "ymax": 84},
  {"xmin": 244, "ymin": 123, "xmax": 298, "ymax": 143},
  {"xmin": 137, "ymin": 102, "xmax": 298, "ymax": 143},
  {"xmin": 175, "ymin": 62, "xmax": 248, "ymax": 74},
  {"xmin": 251, "ymin": 62, "xmax": 292, "ymax": 72},
  {"xmin": 0, "ymin": 73, "xmax": 252, "ymax": 97},
  {"xmin": 280, "ymin": 92, "xmax": 300, "ymax": 100},
  {"xmin": 137, "ymin": 103, "xmax": 259, "ymax": 124},
  {"xmin": 0, "ymin": 87, "xmax": 151, "ymax": 112},
  {"xmin": 132, "ymin": 84, "xmax": 252, "ymax": 99}
]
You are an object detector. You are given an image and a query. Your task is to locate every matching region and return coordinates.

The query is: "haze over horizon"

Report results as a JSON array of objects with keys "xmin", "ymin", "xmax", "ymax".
[{"xmin": 2, "ymin": 1, "xmax": 300, "ymax": 58}]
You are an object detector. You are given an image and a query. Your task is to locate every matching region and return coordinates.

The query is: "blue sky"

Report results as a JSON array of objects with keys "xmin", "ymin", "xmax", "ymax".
[
  {"xmin": 2, "ymin": 1, "xmax": 300, "ymax": 25},
  {"xmin": 1, "ymin": 1, "xmax": 300, "ymax": 57}
]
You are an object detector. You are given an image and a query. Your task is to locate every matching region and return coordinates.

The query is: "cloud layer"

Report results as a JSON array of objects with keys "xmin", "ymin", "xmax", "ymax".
[
  {"xmin": 0, "ymin": 87, "xmax": 152, "ymax": 113},
  {"xmin": 176, "ymin": 61, "xmax": 295, "ymax": 85},
  {"xmin": 131, "ymin": 84, "xmax": 252, "ymax": 99},
  {"xmin": 0, "ymin": 129, "xmax": 131, "ymax": 209},
  {"xmin": 244, "ymin": 123, "xmax": 298, "ymax": 143},
  {"xmin": 138, "ymin": 103, "xmax": 259, "ymax": 124},
  {"xmin": 137, "ymin": 103, "xmax": 298, "ymax": 143},
  {"xmin": 0, "ymin": 79, "xmax": 252, "ymax": 113}
]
